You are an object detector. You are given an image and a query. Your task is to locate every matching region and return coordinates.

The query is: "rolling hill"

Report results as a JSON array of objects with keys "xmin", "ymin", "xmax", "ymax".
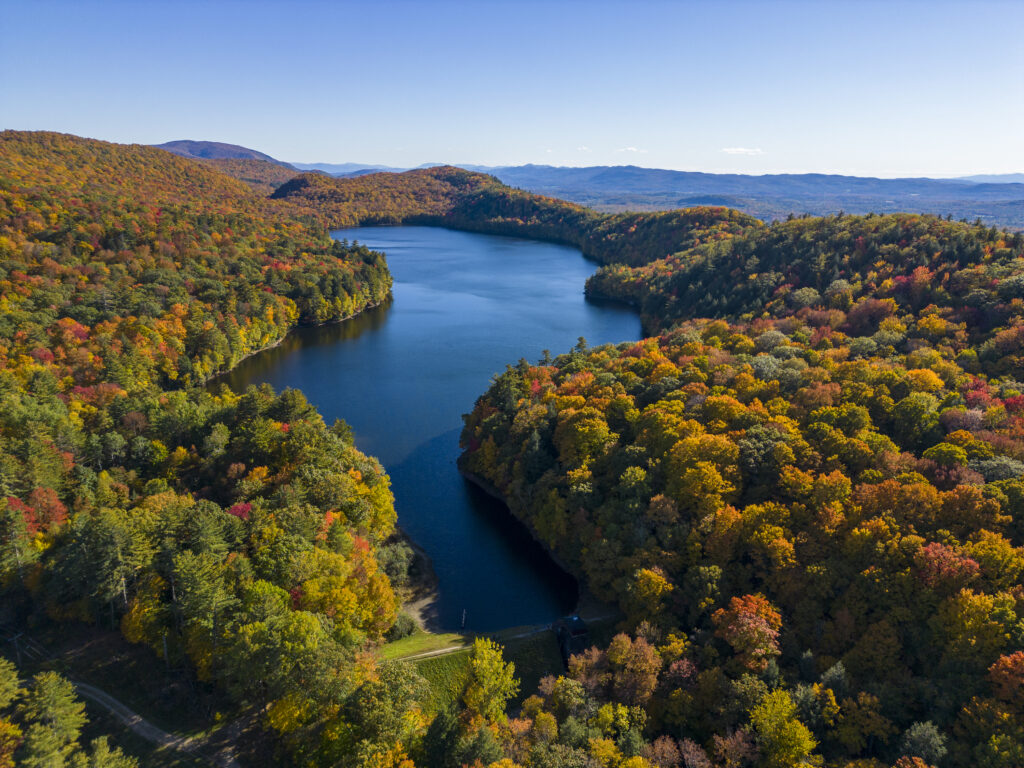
[
  {"xmin": 487, "ymin": 164, "xmax": 1024, "ymax": 228},
  {"xmin": 153, "ymin": 138, "xmax": 292, "ymax": 166},
  {"xmin": 149, "ymin": 139, "xmax": 1024, "ymax": 228},
  {"xmin": 282, "ymin": 159, "xmax": 1024, "ymax": 229}
]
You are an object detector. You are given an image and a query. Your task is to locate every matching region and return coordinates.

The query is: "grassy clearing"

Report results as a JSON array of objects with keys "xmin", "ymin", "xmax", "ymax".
[
  {"xmin": 388, "ymin": 603, "xmax": 623, "ymax": 714},
  {"xmin": 414, "ymin": 649, "xmax": 472, "ymax": 713},
  {"xmin": 381, "ymin": 629, "xmax": 468, "ymax": 660},
  {"xmin": 397, "ymin": 625, "xmax": 566, "ymax": 711}
]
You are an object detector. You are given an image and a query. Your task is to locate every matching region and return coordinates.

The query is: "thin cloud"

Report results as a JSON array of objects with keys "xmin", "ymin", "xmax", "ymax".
[
  {"xmin": 615, "ymin": 146, "xmax": 647, "ymax": 153},
  {"xmin": 722, "ymin": 147, "xmax": 764, "ymax": 156},
  {"xmin": 577, "ymin": 145, "xmax": 591, "ymax": 152}
]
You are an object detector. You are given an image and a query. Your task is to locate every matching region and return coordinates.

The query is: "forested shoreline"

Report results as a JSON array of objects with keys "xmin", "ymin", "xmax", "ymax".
[
  {"xmin": 461, "ymin": 214, "xmax": 1024, "ymax": 767},
  {"xmin": 0, "ymin": 131, "xmax": 415, "ymax": 766},
  {"xmin": 271, "ymin": 166, "xmax": 762, "ymax": 269},
  {"xmin": 5, "ymin": 132, "xmax": 1024, "ymax": 767}
]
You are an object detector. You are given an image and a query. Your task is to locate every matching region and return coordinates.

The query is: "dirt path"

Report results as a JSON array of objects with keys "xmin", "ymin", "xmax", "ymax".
[
  {"xmin": 72, "ymin": 681, "xmax": 196, "ymax": 749},
  {"xmin": 2, "ymin": 625, "xmax": 238, "ymax": 768},
  {"xmin": 73, "ymin": 680, "xmax": 240, "ymax": 767},
  {"xmin": 397, "ymin": 643, "xmax": 473, "ymax": 661}
]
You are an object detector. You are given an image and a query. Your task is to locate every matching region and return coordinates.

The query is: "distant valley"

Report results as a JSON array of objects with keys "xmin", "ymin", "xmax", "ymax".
[
  {"xmin": 153, "ymin": 139, "xmax": 1024, "ymax": 229},
  {"xmin": 486, "ymin": 165, "xmax": 1024, "ymax": 229}
]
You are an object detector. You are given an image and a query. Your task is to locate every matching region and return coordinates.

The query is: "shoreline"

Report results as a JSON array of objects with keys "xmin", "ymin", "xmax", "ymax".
[
  {"xmin": 456, "ymin": 465, "xmax": 575, "ymax": 576},
  {"xmin": 203, "ymin": 335, "xmax": 286, "ymax": 387},
  {"xmin": 458, "ymin": 462, "xmax": 593, "ymax": 618},
  {"xmin": 583, "ymin": 285, "xmax": 660, "ymax": 337},
  {"xmin": 202, "ymin": 293, "xmax": 393, "ymax": 389},
  {"xmin": 391, "ymin": 524, "xmax": 442, "ymax": 631},
  {"xmin": 457, "ymin": 464, "xmax": 615, "ymax": 623}
]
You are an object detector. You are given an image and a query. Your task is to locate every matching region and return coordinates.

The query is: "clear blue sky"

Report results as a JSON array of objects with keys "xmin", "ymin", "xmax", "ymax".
[{"xmin": 2, "ymin": 0, "xmax": 1022, "ymax": 177}]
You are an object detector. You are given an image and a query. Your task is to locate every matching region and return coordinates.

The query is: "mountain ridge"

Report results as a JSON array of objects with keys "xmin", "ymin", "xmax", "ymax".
[
  {"xmin": 153, "ymin": 139, "xmax": 294, "ymax": 167},
  {"xmin": 959, "ymin": 172, "xmax": 1024, "ymax": 184},
  {"xmin": 149, "ymin": 139, "xmax": 1024, "ymax": 188},
  {"xmin": 148, "ymin": 138, "xmax": 1024, "ymax": 228}
]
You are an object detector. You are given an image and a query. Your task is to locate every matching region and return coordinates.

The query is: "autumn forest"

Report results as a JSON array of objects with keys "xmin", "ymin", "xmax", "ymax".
[{"xmin": 2, "ymin": 130, "xmax": 1024, "ymax": 768}]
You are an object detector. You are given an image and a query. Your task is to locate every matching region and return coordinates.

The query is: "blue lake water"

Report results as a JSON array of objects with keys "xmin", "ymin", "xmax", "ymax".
[{"xmin": 216, "ymin": 226, "xmax": 641, "ymax": 631}]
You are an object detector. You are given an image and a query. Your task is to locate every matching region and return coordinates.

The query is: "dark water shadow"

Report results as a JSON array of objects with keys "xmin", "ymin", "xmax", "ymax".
[
  {"xmin": 211, "ymin": 299, "xmax": 393, "ymax": 394},
  {"xmin": 389, "ymin": 429, "xmax": 578, "ymax": 633}
]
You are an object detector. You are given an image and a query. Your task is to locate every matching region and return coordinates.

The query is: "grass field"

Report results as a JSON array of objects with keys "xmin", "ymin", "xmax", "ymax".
[
  {"xmin": 414, "ymin": 649, "xmax": 473, "ymax": 712},
  {"xmin": 381, "ymin": 629, "xmax": 469, "ymax": 660},
  {"xmin": 387, "ymin": 623, "xmax": 576, "ymax": 714}
]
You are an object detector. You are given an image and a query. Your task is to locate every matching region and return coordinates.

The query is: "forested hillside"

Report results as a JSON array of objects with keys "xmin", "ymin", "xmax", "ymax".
[
  {"xmin": 201, "ymin": 156, "xmax": 301, "ymax": 194},
  {"xmin": 461, "ymin": 212, "xmax": 1024, "ymax": 767},
  {"xmin": 272, "ymin": 166, "xmax": 762, "ymax": 266},
  {"xmin": 587, "ymin": 213, "xmax": 1024, "ymax": 337},
  {"xmin": 0, "ymin": 131, "xmax": 421, "ymax": 766},
  {"xmin": 1, "ymin": 131, "xmax": 392, "ymax": 383},
  {"xmin": 9, "ymin": 131, "xmax": 1024, "ymax": 768},
  {"xmin": 287, "ymin": 160, "xmax": 1024, "ymax": 766}
]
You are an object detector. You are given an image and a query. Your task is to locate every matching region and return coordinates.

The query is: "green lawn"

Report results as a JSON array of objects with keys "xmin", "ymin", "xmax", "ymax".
[
  {"xmin": 385, "ymin": 609, "xmax": 623, "ymax": 714},
  {"xmin": 393, "ymin": 625, "xmax": 568, "ymax": 712},
  {"xmin": 381, "ymin": 629, "xmax": 469, "ymax": 660},
  {"xmin": 414, "ymin": 649, "xmax": 472, "ymax": 713}
]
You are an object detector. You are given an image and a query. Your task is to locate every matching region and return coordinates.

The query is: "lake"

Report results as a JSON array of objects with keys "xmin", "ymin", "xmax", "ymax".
[{"xmin": 216, "ymin": 226, "xmax": 641, "ymax": 631}]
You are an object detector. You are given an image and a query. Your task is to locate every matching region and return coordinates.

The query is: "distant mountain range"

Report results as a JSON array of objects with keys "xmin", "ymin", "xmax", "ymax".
[
  {"xmin": 153, "ymin": 139, "xmax": 293, "ymax": 167},
  {"xmin": 958, "ymin": 173, "xmax": 1024, "ymax": 184},
  {"xmin": 482, "ymin": 165, "xmax": 1024, "ymax": 228},
  {"xmin": 291, "ymin": 161, "xmax": 464, "ymax": 177},
  {"xmin": 151, "ymin": 140, "xmax": 1024, "ymax": 229},
  {"xmin": 290, "ymin": 161, "xmax": 404, "ymax": 175},
  {"xmin": 489, "ymin": 165, "xmax": 1024, "ymax": 199}
]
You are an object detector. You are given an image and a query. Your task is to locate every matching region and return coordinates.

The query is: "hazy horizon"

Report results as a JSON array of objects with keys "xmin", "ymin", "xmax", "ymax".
[
  {"xmin": 155, "ymin": 139, "xmax": 1024, "ymax": 180},
  {"xmin": 286, "ymin": 159, "xmax": 1024, "ymax": 181},
  {"xmin": 3, "ymin": 0, "xmax": 1022, "ymax": 178}
]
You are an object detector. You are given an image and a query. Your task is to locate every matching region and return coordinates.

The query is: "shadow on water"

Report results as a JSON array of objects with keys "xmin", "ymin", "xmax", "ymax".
[
  {"xmin": 389, "ymin": 429, "xmax": 578, "ymax": 633},
  {"xmin": 583, "ymin": 294, "xmax": 639, "ymax": 313},
  {"xmin": 213, "ymin": 299, "xmax": 393, "ymax": 394}
]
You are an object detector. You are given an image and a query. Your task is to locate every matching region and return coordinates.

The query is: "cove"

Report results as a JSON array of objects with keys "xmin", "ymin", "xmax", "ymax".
[{"xmin": 215, "ymin": 226, "xmax": 642, "ymax": 631}]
